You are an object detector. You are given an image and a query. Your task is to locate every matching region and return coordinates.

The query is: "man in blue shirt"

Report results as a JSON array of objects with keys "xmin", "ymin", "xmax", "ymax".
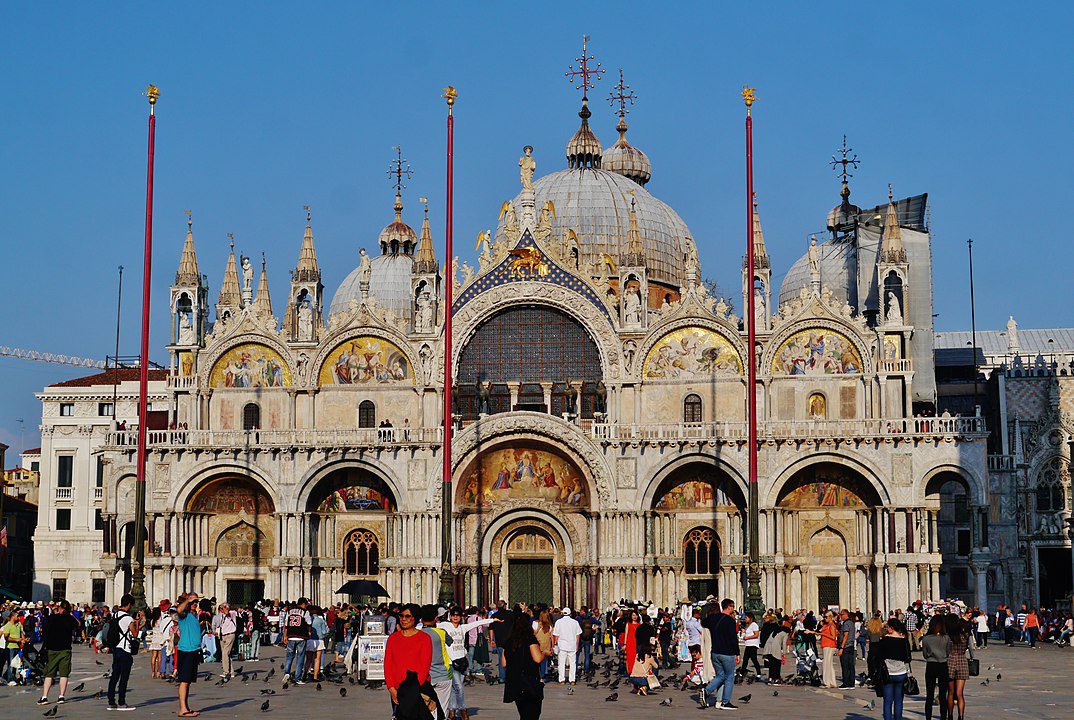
[
  {"xmin": 175, "ymin": 593, "xmax": 203, "ymax": 717},
  {"xmin": 700, "ymin": 599, "xmax": 740, "ymax": 710}
]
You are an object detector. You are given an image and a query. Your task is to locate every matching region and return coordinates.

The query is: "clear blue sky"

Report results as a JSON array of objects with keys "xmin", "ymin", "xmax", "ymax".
[{"xmin": 2, "ymin": 2, "xmax": 1072, "ymax": 456}]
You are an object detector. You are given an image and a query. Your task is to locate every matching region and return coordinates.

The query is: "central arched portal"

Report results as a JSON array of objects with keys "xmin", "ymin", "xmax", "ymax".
[{"xmin": 503, "ymin": 525, "xmax": 557, "ymax": 605}]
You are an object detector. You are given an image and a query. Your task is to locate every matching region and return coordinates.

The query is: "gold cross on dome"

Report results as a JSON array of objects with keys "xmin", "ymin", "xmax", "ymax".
[
  {"xmin": 387, "ymin": 146, "xmax": 413, "ymax": 196},
  {"xmin": 608, "ymin": 67, "xmax": 637, "ymax": 118},
  {"xmin": 565, "ymin": 35, "xmax": 605, "ymax": 102}
]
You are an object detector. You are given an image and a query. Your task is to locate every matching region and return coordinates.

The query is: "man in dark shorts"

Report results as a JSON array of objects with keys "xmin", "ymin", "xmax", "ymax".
[
  {"xmin": 37, "ymin": 600, "xmax": 78, "ymax": 705},
  {"xmin": 175, "ymin": 593, "xmax": 203, "ymax": 717}
]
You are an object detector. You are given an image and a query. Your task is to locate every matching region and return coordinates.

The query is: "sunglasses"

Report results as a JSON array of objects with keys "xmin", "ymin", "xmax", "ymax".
[{"xmin": 400, "ymin": 613, "xmax": 415, "ymax": 619}]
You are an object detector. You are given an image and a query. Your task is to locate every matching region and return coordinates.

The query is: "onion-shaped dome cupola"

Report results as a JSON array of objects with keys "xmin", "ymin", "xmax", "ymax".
[{"xmin": 600, "ymin": 68, "xmax": 651, "ymax": 186}]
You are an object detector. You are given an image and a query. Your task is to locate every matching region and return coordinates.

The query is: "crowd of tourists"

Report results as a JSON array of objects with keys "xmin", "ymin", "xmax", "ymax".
[{"xmin": 2, "ymin": 594, "xmax": 1072, "ymax": 720}]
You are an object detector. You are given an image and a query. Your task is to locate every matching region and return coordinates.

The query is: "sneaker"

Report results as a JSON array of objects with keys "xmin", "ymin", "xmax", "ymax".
[
  {"xmin": 294, "ymin": 680, "xmax": 305, "ymax": 686},
  {"xmin": 116, "ymin": 704, "xmax": 137, "ymax": 711},
  {"xmin": 107, "ymin": 705, "xmax": 118, "ymax": 711},
  {"xmin": 36, "ymin": 698, "xmax": 49, "ymax": 705},
  {"xmin": 7, "ymin": 681, "xmax": 16, "ymax": 687},
  {"xmin": 282, "ymin": 673, "xmax": 291, "ymax": 684},
  {"xmin": 721, "ymin": 702, "xmax": 739, "ymax": 710},
  {"xmin": 57, "ymin": 697, "xmax": 66, "ymax": 704}
]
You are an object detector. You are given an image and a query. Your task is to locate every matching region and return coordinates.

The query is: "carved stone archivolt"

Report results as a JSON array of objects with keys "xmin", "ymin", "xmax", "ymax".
[
  {"xmin": 451, "ymin": 281, "xmax": 621, "ymax": 381},
  {"xmin": 450, "ymin": 412, "xmax": 616, "ymax": 508}
]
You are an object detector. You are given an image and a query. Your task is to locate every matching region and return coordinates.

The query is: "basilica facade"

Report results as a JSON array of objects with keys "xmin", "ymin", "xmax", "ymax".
[{"xmin": 33, "ymin": 89, "xmax": 994, "ymax": 612}]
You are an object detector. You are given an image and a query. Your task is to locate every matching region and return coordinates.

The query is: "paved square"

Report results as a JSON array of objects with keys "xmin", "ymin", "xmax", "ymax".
[{"xmin": 1, "ymin": 643, "xmax": 1071, "ymax": 719}]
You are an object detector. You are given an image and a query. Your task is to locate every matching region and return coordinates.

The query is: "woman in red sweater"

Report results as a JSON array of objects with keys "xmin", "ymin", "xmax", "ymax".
[{"xmin": 385, "ymin": 604, "xmax": 432, "ymax": 707}]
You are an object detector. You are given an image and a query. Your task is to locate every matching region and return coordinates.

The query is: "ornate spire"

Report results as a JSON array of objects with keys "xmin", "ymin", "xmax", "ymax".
[
  {"xmin": 830, "ymin": 135, "xmax": 860, "ymax": 206},
  {"xmin": 387, "ymin": 145, "xmax": 413, "ymax": 221},
  {"xmin": 414, "ymin": 197, "xmax": 438, "ymax": 273},
  {"xmin": 217, "ymin": 239, "xmax": 242, "ymax": 309},
  {"xmin": 746, "ymin": 195, "xmax": 770, "ymax": 270},
  {"xmin": 175, "ymin": 211, "xmax": 201, "ymax": 285},
  {"xmin": 880, "ymin": 184, "xmax": 906, "ymax": 263},
  {"xmin": 622, "ymin": 194, "xmax": 645, "ymax": 266},
  {"xmin": 565, "ymin": 35, "xmax": 604, "ymax": 169},
  {"xmin": 250, "ymin": 254, "xmax": 272, "ymax": 316},
  {"xmin": 294, "ymin": 205, "xmax": 320, "ymax": 282}
]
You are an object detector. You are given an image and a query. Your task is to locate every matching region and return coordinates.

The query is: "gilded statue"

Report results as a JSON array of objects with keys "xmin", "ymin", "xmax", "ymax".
[
  {"xmin": 508, "ymin": 247, "xmax": 547, "ymax": 278},
  {"xmin": 519, "ymin": 145, "xmax": 536, "ymax": 190}
]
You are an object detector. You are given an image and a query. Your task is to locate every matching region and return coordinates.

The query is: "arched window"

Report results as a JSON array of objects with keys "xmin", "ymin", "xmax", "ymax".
[
  {"xmin": 358, "ymin": 400, "xmax": 376, "ymax": 429},
  {"xmin": 1035, "ymin": 457, "xmax": 1068, "ymax": 513},
  {"xmin": 683, "ymin": 527, "xmax": 719, "ymax": 575},
  {"xmin": 683, "ymin": 394, "xmax": 703, "ymax": 423},
  {"xmin": 343, "ymin": 529, "xmax": 379, "ymax": 576},
  {"xmin": 242, "ymin": 403, "xmax": 260, "ymax": 430}
]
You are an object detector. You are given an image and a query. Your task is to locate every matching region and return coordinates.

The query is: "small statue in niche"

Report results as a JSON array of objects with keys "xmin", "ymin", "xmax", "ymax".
[
  {"xmin": 476, "ymin": 380, "xmax": 492, "ymax": 415},
  {"xmin": 415, "ymin": 291, "xmax": 435, "ymax": 333},
  {"xmin": 178, "ymin": 312, "xmax": 195, "ymax": 345},
  {"xmin": 622, "ymin": 285, "xmax": 643, "ymax": 325},
  {"xmin": 563, "ymin": 380, "xmax": 580, "ymax": 417},
  {"xmin": 297, "ymin": 299, "xmax": 314, "ymax": 341},
  {"xmin": 594, "ymin": 380, "xmax": 608, "ymax": 417},
  {"xmin": 886, "ymin": 290, "xmax": 903, "ymax": 325}
]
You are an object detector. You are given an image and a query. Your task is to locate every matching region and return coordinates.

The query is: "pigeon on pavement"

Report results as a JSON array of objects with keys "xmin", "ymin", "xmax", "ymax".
[
  {"xmin": 72, "ymin": 683, "xmax": 84, "ymax": 692},
  {"xmin": 43, "ymin": 708, "xmax": 58, "ymax": 718},
  {"xmin": 340, "ymin": 687, "xmax": 347, "ymax": 697},
  {"xmin": 739, "ymin": 694, "xmax": 752, "ymax": 704},
  {"xmin": 260, "ymin": 700, "xmax": 270, "ymax": 712},
  {"xmin": 659, "ymin": 698, "xmax": 673, "ymax": 707},
  {"xmin": 605, "ymin": 692, "xmax": 618, "ymax": 702}
]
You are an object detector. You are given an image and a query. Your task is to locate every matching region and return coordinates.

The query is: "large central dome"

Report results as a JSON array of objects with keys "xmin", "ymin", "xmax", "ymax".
[{"xmin": 494, "ymin": 168, "xmax": 691, "ymax": 288}]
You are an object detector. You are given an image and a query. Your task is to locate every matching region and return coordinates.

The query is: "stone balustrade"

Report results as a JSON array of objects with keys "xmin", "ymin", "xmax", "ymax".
[{"xmin": 104, "ymin": 426, "xmax": 443, "ymax": 450}]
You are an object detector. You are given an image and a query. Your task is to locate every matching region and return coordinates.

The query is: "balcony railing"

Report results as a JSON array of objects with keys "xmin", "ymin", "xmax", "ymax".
[
  {"xmin": 105, "ymin": 426, "xmax": 443, "ymax": 450},
  {"xmin": 879, "ymin": 359, "xmax": 914, "ymax": 373},
  {"xmin": 55, "ymin": 486, "xmax": 73, "ymax": 500},
  {"xmin": 988, "ymin": 454, "xmax": 1017, "ymax": 471},
  {"xmin": 94, "ymin": 486, "xmax": 104, "ymax": 501},
  {"xmin": 167, "ymin": 375, "xmax": 197, "ymax": 389},
  {"xmin": 592, "ymin": 415, "xmax": 986, "ymax": 443}
]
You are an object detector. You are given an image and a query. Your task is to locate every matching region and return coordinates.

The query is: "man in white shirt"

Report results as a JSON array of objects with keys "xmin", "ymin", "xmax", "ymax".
[
  {"xmin": 104, "ymin": 594, "xmax": 139, "ymax": 711},
  {"xmin": 552, "ymin": 607, "xmax": 582, "ymax": 684},
  {"xmin": 212, "ymin": 603, "xmax": 239, "ymax": 678}
]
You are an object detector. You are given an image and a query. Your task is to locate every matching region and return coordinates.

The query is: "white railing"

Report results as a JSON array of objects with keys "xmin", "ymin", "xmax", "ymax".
[
  {"xmin": 106, "ymin": 426, "xmax": 443, "ymax": 450},
  {"xmin": 879, "ymin": 359, "xmax": 914, "ymax": 373},
  {"xmin": 55, "ymin": 486, "xmax": 73, "ymax": 500},
  {"xmin": 592, "ymin": 415, "xmax": 986, "ymax": 443},
  {"xmin": 167, "ymin": 375, "xmax": 197, "ymax": 389},
  {"xmin": 94, "ymin": 486, "xmax": 103, "ymax": 501},
  {"xmin": 988, "ymin": 454, "xmax": 1017, "ymax": 471}
]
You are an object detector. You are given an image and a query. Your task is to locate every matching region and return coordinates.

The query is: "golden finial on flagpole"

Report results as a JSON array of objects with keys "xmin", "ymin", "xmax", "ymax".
[
  {"xmin": 144, "ymin": 84, "xmax": 160, "ymax": 105},
  {"xmin": 742, "ymin": 86, "xmax": 756, "ymax": 115},
  {"xmin": 442, "ymin": 86, "xmax": 458, "ymax": 112}
]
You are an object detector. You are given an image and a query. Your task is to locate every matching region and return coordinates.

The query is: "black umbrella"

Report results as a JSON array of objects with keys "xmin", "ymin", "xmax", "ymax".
[{"xmin": 336, "ymin": 579, "xmax": 389, "ymax": 597}]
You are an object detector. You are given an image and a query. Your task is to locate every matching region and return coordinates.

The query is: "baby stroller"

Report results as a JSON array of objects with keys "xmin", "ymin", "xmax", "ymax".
[
  {"xmin": 790, "ymin": 644, "xmax": 819, "ymax": 687},
  {"xmin": 14, "ymin": 646, "xmax": 47, "ymax": 686}
]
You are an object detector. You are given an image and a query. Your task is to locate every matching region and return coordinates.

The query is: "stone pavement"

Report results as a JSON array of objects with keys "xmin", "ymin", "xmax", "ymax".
[{"xmin": 1, "ymin": 643, "xmax": 1071, "ymax": 720}]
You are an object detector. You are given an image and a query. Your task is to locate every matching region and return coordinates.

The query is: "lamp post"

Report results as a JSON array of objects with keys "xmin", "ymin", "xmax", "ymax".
[
  {"xmin": 743, "ymin": 86, "xmax": 764, "ymax": 615},
  {"xmin": 130, "ymin": 84, "xmax": 159, "ymax": 613},
  {"xmin": 438, "ymin": 86, "xmax": 457, "ymax": 606}
]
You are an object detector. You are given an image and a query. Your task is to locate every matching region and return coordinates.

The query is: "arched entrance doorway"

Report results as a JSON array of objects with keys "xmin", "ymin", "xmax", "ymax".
[
  {"xmin": 504, "ymin": 526, "xmax": 557, "ymax": 605},
  {"xmin": 925, "ymin": 471, "xmax": 976, "ymax": 602},
  {"xmin": 775, "ymin": 462, "xmax": 881, "ymax": 610},
  {"xmin": 186, "ymin": 476, "xmax": 275, "ymax": 605}
]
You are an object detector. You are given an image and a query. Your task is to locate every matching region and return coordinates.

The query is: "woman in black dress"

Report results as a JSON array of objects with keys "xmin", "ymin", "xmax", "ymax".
[{"xmin": 503, "ymin": 609, "xmax": 550, "ymax": 720}]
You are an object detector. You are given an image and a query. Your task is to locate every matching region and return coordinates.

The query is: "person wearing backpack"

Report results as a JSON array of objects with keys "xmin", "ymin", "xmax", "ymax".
[
  {"xmin": 578, "ymin": 609, "xmax": 595, "ymax": 674},
  {"xmin": 102, "ymin": 594, "xmax": 139, "ymax": 711}
]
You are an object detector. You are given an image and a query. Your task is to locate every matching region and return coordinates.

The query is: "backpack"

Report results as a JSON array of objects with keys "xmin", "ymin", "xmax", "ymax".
[
  {"xmin": 580, "ymin": 617, "xmax": 594, "ymax": 641},
  {"xmin": 103, "ymin": 612, "xmax": 139, "ymax": 655}
]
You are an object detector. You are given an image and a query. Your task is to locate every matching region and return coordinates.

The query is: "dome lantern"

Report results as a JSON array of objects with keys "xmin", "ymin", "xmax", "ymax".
[{"xmin": 601, "ymin": 67, "xmax": 651, "ymax": 186}]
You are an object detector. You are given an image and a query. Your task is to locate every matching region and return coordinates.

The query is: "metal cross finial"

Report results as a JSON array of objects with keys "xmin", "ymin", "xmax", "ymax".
[
  {"xmin": 608, "ymin": 67, "xmax": 637, "ymax": 118},
  {"xmin": 184, "ymin": 209, "xmax": 192, "ymax": 229},
  {"xmin": 304, "ymin": 204, "xmax": 311, "ymax": 224},
  {"xmin": 387, "ymin": 145, "xmax": 414, "ymax": 196},
  {"xmin": 888, "ymin": 182, "xmax": 894, "ymax": 202},
  {"xmin": 565, "ymin": 35, "xmax": 605, "ymax": 102},
  {"xmin": 226, "ymin": 232, "xmax": 235, "ymax": 252},
  {"xmin": 830, "ymin": 135, "xmax": 860, "ymax": 184}
]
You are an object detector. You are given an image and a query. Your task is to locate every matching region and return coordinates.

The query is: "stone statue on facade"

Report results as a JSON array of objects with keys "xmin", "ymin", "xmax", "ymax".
[
  {"xmin": 563, "ymin": 380, "xmax": 580, "ymax": 418},
  {"xmin": 178, "ymin": 312, "xmax": 195, "ymax": 345},
  {"xmin": 419, "ymin": 344, "xmax": 433, "ymax": 385},
  {"xmin": 241, "ymin": 255, "xmax": 254, "ymax": 304},
  {"xmin": 622, "ymin": 286, "xmax": 643, "ymax": 325},
  {"xmin": 623, "ymin": 339, "xmax": 637, "ymax": 370},
  {"xmin": 754, "ymin": 289, "xmax": 766, "ymax": 326},
  {"xmin": 519, "ymin": 145, "xmax": 536, "ymax": 190},
  {"xmin": 807, "ymin": 235, "xmax": 821, "ymax": 286},
  {"xmin": 594, "ymin": 380, "xmax": 608, "ymax": 417},
  {"xmin": 886, "ymin": 290, "xmax": 903, "ymax": 325},
  {"xmin": 415, "ymin": 291, "xmax": 435, "ymax": 333},
  {"xmin": 297, "ymin": 299, "xmax": 314, "ymax": 341},
  {"xmin": 476, "ymin": 380, "xmax": 492, "ymax": 416}
]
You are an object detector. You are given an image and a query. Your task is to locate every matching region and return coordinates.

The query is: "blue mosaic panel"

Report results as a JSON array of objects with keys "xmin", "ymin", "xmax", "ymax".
[{"xmin": 453, "ymin": 229, "xmax": 614, "ymax": 324}]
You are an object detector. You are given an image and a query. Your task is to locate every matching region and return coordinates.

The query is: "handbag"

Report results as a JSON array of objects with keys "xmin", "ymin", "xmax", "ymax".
[
  {"xmin": 967, "ymin": 658, "xmax": 980, "ymax": 677},
  {"xmin": 904, "ymin": 673, "xmax": 919, "ymax": 696},
  {"xmin": 451, "ymin": 657, "xmax": 469, "ymax": 673},
  {"xmin": 646, "ymin": 673, "xmax": 661, "ymax": 690}
]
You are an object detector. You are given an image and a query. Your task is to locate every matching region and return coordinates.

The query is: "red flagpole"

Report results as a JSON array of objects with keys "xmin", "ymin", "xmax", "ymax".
[
  {"xmin": 743, "ymin": 87, "xmax": 762, "ymax": 613},
  {"xmin": 131, "ymin": 84, "xmax": 159, "ymax": 612},
  {"xmin": 439, "ymin": 86, "xmax": 457, "ymax": 605}
]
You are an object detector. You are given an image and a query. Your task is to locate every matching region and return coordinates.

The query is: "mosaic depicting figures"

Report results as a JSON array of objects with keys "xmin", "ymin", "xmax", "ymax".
[
  {"xmin": 316, "ymin": 482, "xmax": 395, "ymax": 512},
  {"xmin": 654, "ymin": 479, "xmax": 738, "ymax": 511},
  {"xmin": 779, "ymin": 468, "xmax": 867, "ymax": 508},
  {"xmin": 773, "ymin": 328, "xmax": 862, "ymax": 375},
  {"xmin": 460, "ymin": 447, "xmax": 587, "ymax": 509},
  {"xmin": 643, "ymin": 327, "xmax": 742, "ymax": 379},
  {"xmin": 319, "ymin": 337, "xmax": 412, "ymax": 385},
  {"xmin": 188, "ymin": 478, "xmax": 274, "ymax": 515},
  {"xmin": 209, "ymin": 344, "xmax": 291, "ymax": 388}
]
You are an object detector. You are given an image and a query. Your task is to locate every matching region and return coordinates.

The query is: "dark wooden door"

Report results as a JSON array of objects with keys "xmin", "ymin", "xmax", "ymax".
[
  {"xmin": 508, "ymin": 560, "xmax": 553, "ymax": 605},
  {"xmin": 226, "ymin": 579, "xmax": 265, "ymax": 608}
]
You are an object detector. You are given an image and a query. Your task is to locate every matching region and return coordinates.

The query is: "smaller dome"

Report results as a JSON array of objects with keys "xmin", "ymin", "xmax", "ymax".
[
  {"xmin": 779, "ymin": 237, "xmax": 857, "ymax": 308},
  {"xmin": 826, "ymin": 183, "xmax": 862, "ymax": 232},
  {"xmin": 330, "ymin": 253, "xmax": 415, "ymax": 317},
  {"xmin": 566, "ymin": 102, "xmax": 603, "ymax": 169},
  {"xmin": 601, "ymin": 117, "xmax": 651, "ymax": 186},
  {"xmin": 378, "ymin": 195, "xmax": 417, "ymax": 253}
]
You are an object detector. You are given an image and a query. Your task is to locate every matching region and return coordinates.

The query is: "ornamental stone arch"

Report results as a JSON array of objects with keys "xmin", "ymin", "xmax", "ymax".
[
  {"xmin": 766, "ymin": 450, "xmax": 891, "ymax": 507},
  {"xmin": 760, "ymin": 317, "xmax": 874, "ymax": 377},
  {"xmin": 633, "ymin": 316, "xmax": 746, "ymax": 383},
  {"xmin": 292, "ymin": 456, "xmax": 406, "ymax": 515},
  {"xmin": 449, "ymin": 411, "xmax": 615, "ymax": 509},
  {"xmin": 310, "ymin": 325, "xmax": 422, "ymax": 390},
  {"xmin": 104, "ymin": 463, "xmax": 138, "ymax": 513},
  {"xmin": 480, "ymin": 508, "xmax": 580, "ymax": 567},
  {"xmin": 200, "ymin": 332, "xmax": 297, "ymax": 388},
  {"xmin": 641, "ymin": 451, "xmax": 749, "ymax": 510},
  {"xmin": 920, "ymin": 463, "xmax": 987, "ymax": 506},
  {"xmin": 170, "ymin": 458, "xmax": 281, "ymax": 512},
  {"xmin": 451, "ymin": 281, "xmax": 621, "ymax": 381}
]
